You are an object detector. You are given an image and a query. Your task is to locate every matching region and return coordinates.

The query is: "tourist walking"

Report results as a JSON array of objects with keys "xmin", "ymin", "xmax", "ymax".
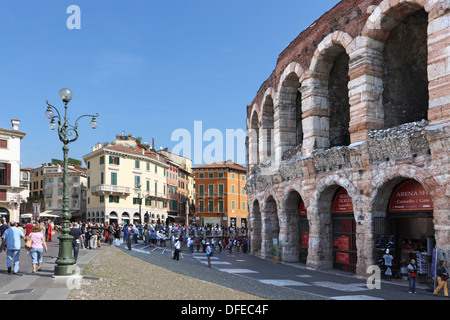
[
  {"xmin": 113, "ymin": 224, "xmax": 121, "ymax": 246},
  {"xmin": 29, "ymin": 224, "xmax": 47, "ymax": 273},
  {"xmin": 0, "ymin": 220, "xmax": 9, "ymax": 253},
  {"xmin": 46, "ymin": 219, "xmax": 54, "ymax": 242},
  {"xmin": 69, "ymin": 223, "xmax": 84, "ymax": 261},
  {"xmin": 2, "ymin": 222, "xmax": 24, "ymax": 274},
  {"xmin": 126, "ymin": 225, "xmax": 133, "ymax": 250},
  {"xmin": 173, "ymin": 238, "xmax": 181, "ymax": 260},
  {"xmin": 433, "ymin": 260, "xmax": 448, "ymax": 297},
  {"xmin": 206, "ymin": 241, "xmax": 212, "ymax": 268},
  {"xmin": 407, "ymin": 258, "xmax": 418, "ymax": 294},
  {"xmin": 88, "ymin": 223, "xmax": 99, "ymax": 249}
]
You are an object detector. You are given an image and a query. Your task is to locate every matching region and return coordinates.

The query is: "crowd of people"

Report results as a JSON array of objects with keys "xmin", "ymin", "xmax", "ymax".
[
  {"xmin": 0, "ymin": 218, "xmax": 251, "ymax": 275},
  {"xmin": 0, "ymin": 218, "xmax": 448, "ymax": 298}
]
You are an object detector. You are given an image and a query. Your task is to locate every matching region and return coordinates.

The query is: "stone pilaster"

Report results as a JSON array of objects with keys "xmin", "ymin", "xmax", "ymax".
[{"xmin": 348, "ymin": 36, "xmax": 385, "ymax": 143}]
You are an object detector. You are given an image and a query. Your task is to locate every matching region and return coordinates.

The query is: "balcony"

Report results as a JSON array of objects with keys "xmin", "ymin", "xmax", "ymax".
[
  {"xmin": 91, "ymin": 184, "xmax": 130, "ymax": 196},
  {"xmin": 147, "ymin": 192, "xmax": 168, "ymax": 201}
]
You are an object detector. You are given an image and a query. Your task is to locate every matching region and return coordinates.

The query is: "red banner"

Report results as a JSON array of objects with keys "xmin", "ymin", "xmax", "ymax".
[
  {"xmin": 332, "ymin": 188, "xmax": 353, "ymax": 213},
  {"xmin": 389, "ymin": 180, "xmax": 434, "ymax": 212},
  {"xmin": 299, "ymin": 201, "xmax": 307, "ymax": 216},
  {"xmin": 336, "ymin": 252, "xmax": 350, "ymax": 264},
  {"xmin": 301, "ymin": 233, "xmax": 309, "ymax": 248}
]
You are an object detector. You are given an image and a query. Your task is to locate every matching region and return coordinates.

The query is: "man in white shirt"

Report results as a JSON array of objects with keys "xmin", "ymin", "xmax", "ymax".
[{"xmin": 173, "ymin": 239, "xmax": 181, "ymax": 260}]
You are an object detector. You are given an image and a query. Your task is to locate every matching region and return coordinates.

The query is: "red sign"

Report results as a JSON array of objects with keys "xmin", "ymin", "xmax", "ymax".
[
  {"xmin": 338, "ymin": 235, "xmax": 350, "ymax": 251},
  {"xmin": 336, "ymin": 252, "xmax": 350, "ymax": 264},
  {"xmin": 332, "ymin": 188, "xmax": 353, "ymax": 213},
  {"xmin": 299, "ymin": 201, "xmax": 307, "ymax": 216},
  {"xmin": 389, "ymin": 180, "xmax": 434, "ymax": 212},
  {"xmin": 301, "ymin": 233, "xmax": 309, "ymax": 248}
]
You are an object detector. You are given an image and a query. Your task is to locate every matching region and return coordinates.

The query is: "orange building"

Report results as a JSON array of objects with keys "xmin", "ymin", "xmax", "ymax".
[{"xmin": 193, "ymin": 161, "xmax": 247, "ymax": 229}]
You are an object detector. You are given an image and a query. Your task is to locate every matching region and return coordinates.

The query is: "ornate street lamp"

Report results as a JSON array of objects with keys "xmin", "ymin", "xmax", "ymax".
[{"xmin": 45, "ymin": 88, "xmax": 99, "ymax": 276}]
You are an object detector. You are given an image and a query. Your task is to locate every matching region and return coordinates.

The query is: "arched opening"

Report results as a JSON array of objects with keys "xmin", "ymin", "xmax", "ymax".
[
  {"xmin": 382, "ymin": 9, "xmax": 429, "ymax": 129},
  {"xmin": 261, "ymin": 96, "xmax": 274, "ymax": 165},
  {"xmin": 328, "ymin": 49, "xmax": 351, "ymax": 148},
  {"xmin": 250, "ymin": 200, "xmax": 262, "ymax": 254},
  {"xmin": 133, "ymin": 212, "xmax": 140, "ymax": 224},
  {"xmin": 0, "ymin": 207, "xmax": 9, "ymax": 223},
  {"xmin": 249, "ymin": 111, "xmax": 260, "ymax": 167},
  {"xmin": 110, "ymin": 211, "xmax": 118, "ymax": 225},
  {"xmin": 284, "ymin": 190, "xmax": 308, "ymax": 264},
  {"xmin": 278, "ymin": 73, "xmax": 303, "ymax": 160},
  {"xmin": 332, "ymin": 187, "xmax": 356, "ymax": 273},
  {"xmin": 122, "ymin": 212, "xmax": 130, "ymax": 225},
  {"xmin": 262, "ymin": 196, "xmax": 279, "ymax": 258},
  {"xmin": 373, "ymin": 179, "xmax": 434, "ymax": 282}
]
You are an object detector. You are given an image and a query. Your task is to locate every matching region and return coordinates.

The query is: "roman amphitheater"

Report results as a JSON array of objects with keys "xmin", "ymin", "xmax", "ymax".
[{"xmin": 245, "ymin": 0, "xmax": 449, "ymax": 278}]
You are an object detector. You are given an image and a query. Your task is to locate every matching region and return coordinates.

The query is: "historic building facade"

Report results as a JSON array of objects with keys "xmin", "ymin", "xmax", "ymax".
[
  {"xmin": 193, "ymin": 161, "xmax": 248, "ymax": 229},
  {"xmin": 0, "ymin": 119, "xmax": 26, "ymax": 222},
  {"xmin": 245, "ymin": 0, "xmax": 449, "ymax": 278}
]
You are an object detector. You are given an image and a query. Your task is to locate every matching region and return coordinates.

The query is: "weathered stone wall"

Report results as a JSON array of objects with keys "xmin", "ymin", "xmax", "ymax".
[{"xmin": 246, "ymin": 0, "xmax": 449, "ymax": 277}]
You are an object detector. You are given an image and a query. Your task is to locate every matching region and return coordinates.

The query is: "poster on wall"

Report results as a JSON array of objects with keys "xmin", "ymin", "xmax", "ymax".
[
  {"xmin": 301, "ymin": 232, "xmax": 309, "ymax": 248},
  {"xmin": 332, "ymin": 188, "xmax": 354, "ymax": 213},
  {"xmin": 388, "ymin": 180, "xmax": 434, "ymax": 211},
  {"xmin": 299, "ymin": 201, "xmax": 307, "ymax": 215},
  {"xmin": 336, "ymin": 252, "xmax": 350, "ymax": 264}
]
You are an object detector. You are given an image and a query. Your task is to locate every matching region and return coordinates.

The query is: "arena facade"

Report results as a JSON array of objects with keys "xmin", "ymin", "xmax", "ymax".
[{"xmin": 245, "ymin": 0, "xmax": 449, "ymax": 277}]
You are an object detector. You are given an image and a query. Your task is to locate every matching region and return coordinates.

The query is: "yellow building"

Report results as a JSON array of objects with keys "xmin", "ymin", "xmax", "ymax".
[
  {"xmin": 193, "ymin": 161, "xmax": 247, "ymax": 229},
  {"xmin": 83, "ymin": 143, "xmax": 169, "ymax": 225}
]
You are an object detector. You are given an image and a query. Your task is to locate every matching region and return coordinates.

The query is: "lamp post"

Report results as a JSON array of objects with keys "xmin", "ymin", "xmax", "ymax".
[
  {"xmin": 135, "ymin": 184, "xmax": 148, "ymax": 240},
  {"xmin": 45, "ymin": 88, "xmax": 98, "ymax": 276}
]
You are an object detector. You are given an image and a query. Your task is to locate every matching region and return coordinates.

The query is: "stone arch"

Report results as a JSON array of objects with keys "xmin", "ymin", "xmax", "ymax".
[
  {"xmin": 275, "ymin": 63, "xmax": 305, "ymax": 165},
  {"xmin": 304, "ymin": 31, "xmax": 354, "ymax": 152},
  {"xmin": 280, "ymin": 188, "xmax": 307, "ymax": 263},
  {"xmin": 260, "ymin": 89, "xmax": 275, "ymax": 165},
  {"xmin": 362, "ymin": 0, "xmax": 450, "ymax": 127},
  {"xmin": 369, "ymin": 165, "xmax": 441, "ymax": 216},
  {"xmin": 307, "ymin": 176, "xmax": 357, "ymax": 270},
  {"xmin": 248, "ymin": 107, "xmax": 260, "ymax": 167},
  {"xmin": 363, "ymin": 0, "xmax": 447, "ymax": 39}
]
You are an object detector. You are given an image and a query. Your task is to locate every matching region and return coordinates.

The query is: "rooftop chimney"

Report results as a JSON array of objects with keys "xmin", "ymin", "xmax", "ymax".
[{"xmin": 11, "ymin": 119, "xmax": 20, "ymax": 131}]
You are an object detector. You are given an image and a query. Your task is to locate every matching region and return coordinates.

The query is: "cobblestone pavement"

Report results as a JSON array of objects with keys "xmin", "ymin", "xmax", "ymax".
[
  {"xmin": 68, "ymin": 245, "xmax": 264, "ymax": 300},
  {"xmin": 68, "ymin": 243, "xmax": 323, "ymax": 300}
]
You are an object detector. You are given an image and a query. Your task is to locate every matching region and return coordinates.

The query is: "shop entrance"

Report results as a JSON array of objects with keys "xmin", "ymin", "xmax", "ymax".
[
  {"xmin": 374, "ymin": 179, "xmax": 434, "ymax": 283},
  {"xmin": 298, "ymin": 200, "xmax": 309, "ymax": 264},
  {"xmin": 332, "ymin": 188, "xmax": 356, "ymax": 273}
]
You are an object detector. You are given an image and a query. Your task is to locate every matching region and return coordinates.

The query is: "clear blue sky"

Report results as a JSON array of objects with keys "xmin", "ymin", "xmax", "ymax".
[{"xmin": 0, "ymin": 0, "xmax": 340, "ymax": 168}]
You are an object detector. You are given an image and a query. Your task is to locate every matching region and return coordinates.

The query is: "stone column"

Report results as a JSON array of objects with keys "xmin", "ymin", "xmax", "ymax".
[
  {"xmin": 300, "ymin": 74, "xmax": 330, "ymax": 157},
  {"xmin": 306, "ymin": 206, "xmax": 333, "ymax": 270},
  {"xmin": 348, "ymin": 36, "xmax": 385, "ymax": 143},
  {"xmin": 427, "ymin": 12, "xmax": 450, "ymax": 126}
]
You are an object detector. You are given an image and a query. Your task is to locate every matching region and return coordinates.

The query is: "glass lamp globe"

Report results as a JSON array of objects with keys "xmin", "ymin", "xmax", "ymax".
[
  {"xmin": 59, "ymin": 88, "xmax": 73, "ymax": 103},
  {"xmin": 45, "ymin": 107, "xmax": 54, "ymax": 119},
  {"xmin": 90, "ymin": 118, "xmax": 98, "ymax": 129},
  {"xmin": 49, "ymin": 119, "xmax": 57, "ymax": 130}
]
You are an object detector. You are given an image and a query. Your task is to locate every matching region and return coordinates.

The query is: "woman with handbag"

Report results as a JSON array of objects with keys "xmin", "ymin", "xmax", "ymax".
[
  {"xmin": 407, "ymin": 259, "xmax": 418, "ymax": 294},
  {"xmin": 29, "ymin": 224, "xmax": 48, "ymax": 273}
]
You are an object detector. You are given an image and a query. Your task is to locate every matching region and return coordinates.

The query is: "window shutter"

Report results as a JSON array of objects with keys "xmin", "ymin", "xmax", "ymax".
[
  {"xmin": 6, "ymin": 163, "xmax": 11, "ymax": 186},
  {"xmin": 109, "ymin": 156, "xmax": 113, "ymax": 164}
]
